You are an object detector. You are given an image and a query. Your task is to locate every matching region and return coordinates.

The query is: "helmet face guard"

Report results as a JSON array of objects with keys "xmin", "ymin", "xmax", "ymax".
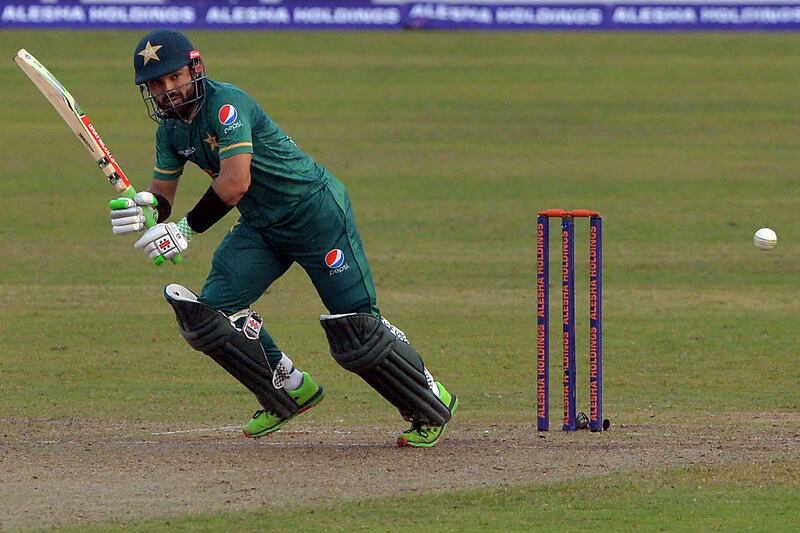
[
  {"xmin": 133, "ymin": 29, "xmax": 207, "ymax": 125},
  {"xmin": 139, "ymin": 53, "xmax": 207, "ymax": 124}
]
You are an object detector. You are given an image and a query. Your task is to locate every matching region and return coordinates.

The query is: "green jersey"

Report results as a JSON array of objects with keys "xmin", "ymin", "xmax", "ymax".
[{"xmin": 152, "ymin": 79, "xmax": 330, "ymax": 227}]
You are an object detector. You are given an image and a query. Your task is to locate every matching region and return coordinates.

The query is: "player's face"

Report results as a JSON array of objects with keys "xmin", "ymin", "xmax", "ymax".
[{"xmin": 146, "ymin": 66, "xmax": 196, "ymax": 119}]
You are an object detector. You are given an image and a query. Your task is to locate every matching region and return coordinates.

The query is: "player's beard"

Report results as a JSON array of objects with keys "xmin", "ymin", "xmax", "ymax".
[{"xmin": 156, "ymin": 83, "xmax": 196, "ymax": 121}]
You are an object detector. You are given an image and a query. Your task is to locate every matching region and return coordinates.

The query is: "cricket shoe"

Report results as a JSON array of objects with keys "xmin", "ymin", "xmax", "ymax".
[
  {"xmin": 243, "ymin": 372, "xmax": 324, "ymax": 438},
  {"xmin": 397, "ymin": 382, "xmax": 458, "ymax": 448}
]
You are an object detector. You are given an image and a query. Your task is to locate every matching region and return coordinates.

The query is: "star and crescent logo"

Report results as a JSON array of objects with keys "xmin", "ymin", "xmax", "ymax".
[
  {"xmin": 138, "ymin": 41, "xmax": 163, "ymax": 65},
  {"xmin": 203, "ymin": 134, "xmax": 219, "ymax": 151}
]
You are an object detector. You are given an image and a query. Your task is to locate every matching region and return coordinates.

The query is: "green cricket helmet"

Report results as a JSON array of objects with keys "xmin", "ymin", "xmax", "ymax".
[{"xmin": 133, "ymin": 29, "xmax": 207, "ymax": 123}]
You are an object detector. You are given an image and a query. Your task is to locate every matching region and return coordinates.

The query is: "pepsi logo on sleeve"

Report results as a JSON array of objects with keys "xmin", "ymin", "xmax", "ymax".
[{"xmin": 218, "ymin": 104, "xmax": 238, "ymax": 126}]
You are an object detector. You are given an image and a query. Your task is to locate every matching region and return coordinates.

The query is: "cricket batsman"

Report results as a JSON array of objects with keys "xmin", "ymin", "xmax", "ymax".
[{"xmin": 110, "ymin": 29, "xmax": 457, "ymax": 447}]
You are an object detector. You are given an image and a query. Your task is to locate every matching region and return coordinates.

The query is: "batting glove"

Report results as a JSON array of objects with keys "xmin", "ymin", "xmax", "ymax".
[
  {"xmin": 134, "ymin": 222, "xmax": 189, "ymax": 262},
  {"xmin": 109, "ymin": 191, "xmax": 158, "ymax": 235}
]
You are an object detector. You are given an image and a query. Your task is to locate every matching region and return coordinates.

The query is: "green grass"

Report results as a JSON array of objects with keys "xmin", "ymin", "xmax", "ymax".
[
  {"xmin": 77, "ymin": 460, "xmax": 800, "ymax": 532},
  {"xmin": 1, "ymin": 30, "xmax": 799, "ymax": 528}
]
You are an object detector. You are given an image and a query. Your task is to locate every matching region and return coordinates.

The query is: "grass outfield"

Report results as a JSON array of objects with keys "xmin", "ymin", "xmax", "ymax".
[
  {"xmin": 74, "ymin": 461, "xmax": 799, "ymax": 532},
  {"xmin": 1, "ymin": 31, "xmax": 799, "ymax": 529}
]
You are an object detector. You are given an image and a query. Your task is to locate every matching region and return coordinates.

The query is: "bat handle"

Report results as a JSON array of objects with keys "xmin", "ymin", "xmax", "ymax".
[{"xmin": 120, "ymin": 186, "xmax": 182, "ymax": 265}]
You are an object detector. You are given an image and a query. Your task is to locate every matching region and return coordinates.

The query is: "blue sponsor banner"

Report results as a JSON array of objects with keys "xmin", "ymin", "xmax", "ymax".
[
  {"xmin": 3, "ymin": 1, "xmax": 800, "ymax": 30},
  {"xmin": 0, "ymin": 1, "xmax": 404, "ymax": 29},
  {"xmin": 611, "ymin": 4, "xmax": 800, "ymax": 30},
  {"xmin": 406, "ymin": 3, "xmax": 605, "ymax": 29},
  {"xmin": 408, "ymin": 3, "xmax": 800, "ymax": 30}
]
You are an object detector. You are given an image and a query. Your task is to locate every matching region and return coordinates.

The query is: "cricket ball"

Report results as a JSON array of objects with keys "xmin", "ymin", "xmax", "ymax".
[{"xmin": 753, "ymin": 228, "xmax": 777, "ymax": 251}]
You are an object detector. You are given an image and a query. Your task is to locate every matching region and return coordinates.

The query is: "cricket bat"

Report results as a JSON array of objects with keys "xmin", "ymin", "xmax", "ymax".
[{"xmin": 13, "ymin": 48, "xmax": 181, "ymax": 265}]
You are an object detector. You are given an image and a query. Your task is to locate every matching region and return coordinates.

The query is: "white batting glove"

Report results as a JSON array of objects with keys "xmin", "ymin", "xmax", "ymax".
[
  {"xmin": 134, "ymin": 222, "xmax": 189, "ymax": 262},
  {"xmin": 109, "ymin": 191, "xmax": 158, "ymax": 235}
]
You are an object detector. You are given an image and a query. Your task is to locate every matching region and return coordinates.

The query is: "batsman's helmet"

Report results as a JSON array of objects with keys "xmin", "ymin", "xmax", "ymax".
[
  {"xmin": 134, "ymin": 29, "xmax": 197, "ymax": 85},
  {"xmin": 133, "ymin": 29, "xmax": 207, "ymax": 123}
]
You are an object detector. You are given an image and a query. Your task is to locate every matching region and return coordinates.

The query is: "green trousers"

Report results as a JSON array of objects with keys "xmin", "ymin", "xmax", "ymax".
[{"xmin": 198, "ymin": 177, "xmax": 379, "ymax": 367}]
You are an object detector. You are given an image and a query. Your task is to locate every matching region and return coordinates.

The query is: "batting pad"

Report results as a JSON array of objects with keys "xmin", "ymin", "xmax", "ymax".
[
  {"xmin": 164, "ymin": 284, "xmax": 299, "ymax": 419},
  {"xmin": 320, "ymin": 313, "xmax": 451, "ymax": 426}
]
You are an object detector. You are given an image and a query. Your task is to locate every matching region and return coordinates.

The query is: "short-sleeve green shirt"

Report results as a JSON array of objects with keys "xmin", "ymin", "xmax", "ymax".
[{"xmin": 153, "ymin": 79, "xmax": 330, "ymax": 227}]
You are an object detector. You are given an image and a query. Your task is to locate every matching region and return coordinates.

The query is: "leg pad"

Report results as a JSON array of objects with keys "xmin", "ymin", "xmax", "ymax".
[
  {"xmin": 164, "ymin": 284, "xmax": 298, "ymax": 420},
  {"xmin": 320, "ymin": 313, "xmax": 450, "ymax": 426}
]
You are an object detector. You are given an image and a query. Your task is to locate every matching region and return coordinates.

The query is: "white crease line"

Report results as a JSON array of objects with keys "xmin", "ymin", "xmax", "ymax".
[
  {"xmin": 241, "ymin": 443, "xmax": 388, "ymax": 448},
  {"xmin": 151, "ymin": 426, "xmax": 241, "ymax": 436}
]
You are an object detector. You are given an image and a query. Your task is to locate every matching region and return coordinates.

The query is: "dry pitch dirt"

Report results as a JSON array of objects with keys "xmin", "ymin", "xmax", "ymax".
[{"xmin": 2, "ymin": 412, "xmax": 799, "ymax": 530}]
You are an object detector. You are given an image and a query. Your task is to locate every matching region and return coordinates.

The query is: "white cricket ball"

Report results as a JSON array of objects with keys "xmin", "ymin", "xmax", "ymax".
[{"xmin": 753, "ymin": 227, "xmax": 777, "ymax": 251}]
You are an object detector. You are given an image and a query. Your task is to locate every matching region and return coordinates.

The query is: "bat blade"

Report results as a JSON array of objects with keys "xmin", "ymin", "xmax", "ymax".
[
  {"xmin": 13, "ymin": 48, "xmax": 181, "ymax": 265},
  {"xmin": 13, "ymin": 48, "xmax": 132, "ymax": 194}
]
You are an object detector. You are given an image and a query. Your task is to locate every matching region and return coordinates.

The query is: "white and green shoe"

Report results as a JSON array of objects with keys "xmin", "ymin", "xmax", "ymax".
[
  {"xmin": 397, "ymin": 382, "xmax": 458, "ymax": 448},
  {"xmin": 243, "ymin": 372, "xmax": 324, "ymax": 438}
]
